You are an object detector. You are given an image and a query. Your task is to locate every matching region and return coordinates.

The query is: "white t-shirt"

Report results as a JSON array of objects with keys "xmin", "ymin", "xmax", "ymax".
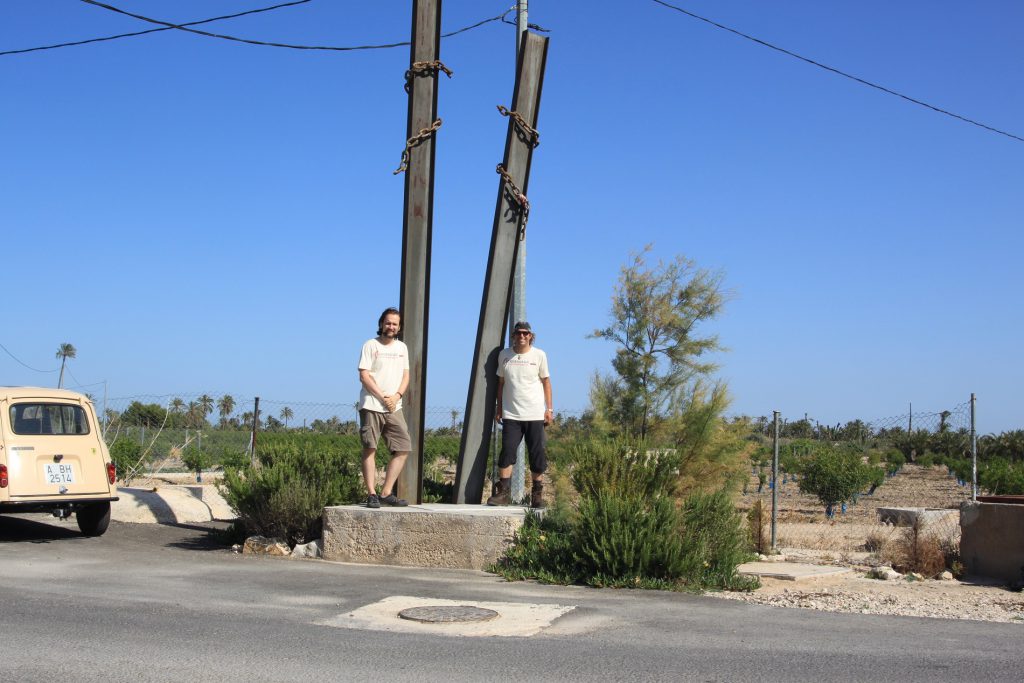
[
  {"xmin": 358, "ymin": 338, "xmax": 409, "ymax": 413},
  {"xmin": 497, "ymin": 346, "xmax": 549, "ymax": 421}
]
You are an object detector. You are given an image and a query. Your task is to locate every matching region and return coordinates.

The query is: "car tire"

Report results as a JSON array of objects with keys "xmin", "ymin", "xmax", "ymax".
[{"xmin": 77, "ymin": 501, "xmax": 111, "ymax": 537}]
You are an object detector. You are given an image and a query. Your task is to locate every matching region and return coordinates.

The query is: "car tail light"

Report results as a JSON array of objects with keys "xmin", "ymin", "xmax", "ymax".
[
  {"xmin": 106, "ymin": 462, "xmax": 116, "ymax": 485},
  {"xmin": 0, "ymin": 464, "xmax": 8, "ymax": 488}
]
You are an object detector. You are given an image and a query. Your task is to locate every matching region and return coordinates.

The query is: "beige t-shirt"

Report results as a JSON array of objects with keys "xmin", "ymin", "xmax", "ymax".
[
  {"xmin": 497, "ymin": 346, "xmax": 549, "ymax": 421},
  {"xmin": 358, "ymin": 338, "xmax": 409, "ymax": 413}
]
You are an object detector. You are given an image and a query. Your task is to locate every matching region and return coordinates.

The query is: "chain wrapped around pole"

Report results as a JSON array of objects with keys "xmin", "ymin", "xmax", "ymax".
[
  {"xmin": 394, "ymin": 118, "xmax": 443, "ymax": 175},
  {"xmin": 405, "ymin": 60, "xmax": 453, "ymax": 93},
  {"xmin": 497, "ymin": 104, "xmax": 540, "ymax": 148},
  {"xmin": 496, "ymin": 163, "xmax": 530, "ymax": 238}
]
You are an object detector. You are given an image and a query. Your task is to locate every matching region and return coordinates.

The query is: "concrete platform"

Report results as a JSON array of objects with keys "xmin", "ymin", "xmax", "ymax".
[
  {"xmin": 322, "ymin": 503, "xmax": 531, "ymax": 570},
  {"xmin": 112, "ymin": 485, "xmax": 236, "ymax": 524},
  {"xmin": 737, "ymin": 561, "xmax": 853, "ymax": 581},
  {"xmin": 876, "ymin": 506, "xmax": 958, "ymax": 527}
]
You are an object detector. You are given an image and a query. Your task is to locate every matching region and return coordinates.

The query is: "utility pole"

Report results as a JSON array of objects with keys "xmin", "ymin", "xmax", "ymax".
[
  {"xmin": 455, "ymin": 31, "xmax": 548, "ymax": 504},
  {"xmin": 508, "ymin": 0, "xmax": 530, "ymax": 503},
  {"xmin": 397, "ymin": 0, "xmax": 444, "ymax": 504},
  {"xmin": 771, "ymin": 410, "xmax": 779, "ymax": 553},
  {"xmin": 970, "ymin": 393, "xmax": 977, "ymax": 501}
]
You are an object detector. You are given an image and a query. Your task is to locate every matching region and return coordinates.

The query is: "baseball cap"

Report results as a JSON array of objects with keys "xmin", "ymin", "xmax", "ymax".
[{"xmin": 512, "ymin": 321, "xmax": 532, "ymax": 333}]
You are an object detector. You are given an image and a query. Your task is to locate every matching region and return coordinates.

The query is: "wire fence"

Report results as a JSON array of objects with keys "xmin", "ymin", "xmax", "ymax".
[
  {"xmin": 98, "ymin": 391, "xmax": 987, "ymax": 566},
  {"xmin": 740, "ymin": 399, "xmax": 977, "ymax": 567},
  {"xmin": 97, "ymin": 392, "xmax": 590, "ymax": 482}
]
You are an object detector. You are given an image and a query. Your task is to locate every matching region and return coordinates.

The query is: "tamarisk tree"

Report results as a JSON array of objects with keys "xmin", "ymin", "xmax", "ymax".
[{"xmin": 589, "ymin": 245, "xmax": 727, "ymax": 441}]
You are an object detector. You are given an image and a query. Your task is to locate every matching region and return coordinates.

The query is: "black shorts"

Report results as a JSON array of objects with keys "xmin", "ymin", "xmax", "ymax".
[{"xmin": 499, "ymin": 419, "xmax": 547, "ymax": 474}]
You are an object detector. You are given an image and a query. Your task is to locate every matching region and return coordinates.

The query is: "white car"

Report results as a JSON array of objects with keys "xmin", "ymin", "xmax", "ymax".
[{"xmin": 0, "ymin": 387, "xmax": 118, "ymax": 536}]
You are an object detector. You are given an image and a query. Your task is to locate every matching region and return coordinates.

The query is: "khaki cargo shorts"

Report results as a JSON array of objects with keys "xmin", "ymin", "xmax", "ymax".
[{"xmin": 359, "ymin": 409, "xmax": 412, "ymax": 453}]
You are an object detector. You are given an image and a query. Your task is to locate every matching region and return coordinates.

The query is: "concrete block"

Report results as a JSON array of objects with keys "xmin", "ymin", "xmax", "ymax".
[
  {"xmin": 960, "ymin": 501, "xmax": 1024, "ymax": 584},
  {"xmin": 876, "ymin": 507, "xmax": 958, "ymax": 528},
  {"xmin": 322, "ymin": 504, "xmax": 530, "ymax": 570}
]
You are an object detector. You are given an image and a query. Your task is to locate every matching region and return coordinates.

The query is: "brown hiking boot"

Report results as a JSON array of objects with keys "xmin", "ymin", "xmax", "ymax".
[
  {"xmin": 530, "ymin": 482, "xmax": 545, "ymax": 509},
  {"xmin": 486, "ymin": 477, "xmax": 511, "ymax": 506}
]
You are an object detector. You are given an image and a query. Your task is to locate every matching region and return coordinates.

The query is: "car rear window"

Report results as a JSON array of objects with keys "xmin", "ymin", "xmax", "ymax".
[{"xmin": 10, "ymin": 403, "xmax": 91, "ymax": 435}]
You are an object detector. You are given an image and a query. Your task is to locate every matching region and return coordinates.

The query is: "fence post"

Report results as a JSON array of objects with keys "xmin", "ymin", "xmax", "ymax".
[
  {"xmin": 970, "ymin": 393, "xmax": 977, "ymax": 501},
  {"xmin": 251, "ymin": 396, "xmax": 260, "ymax": 466},
  {"xmin": 771, "ymin": 410, "xmax": 780, "ymax": 553}
]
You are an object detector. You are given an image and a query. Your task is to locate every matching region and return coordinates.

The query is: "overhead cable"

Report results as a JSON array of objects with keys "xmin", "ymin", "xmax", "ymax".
[
  {"xmin": 652, "ymin": 0, "xmax": 1023, "ymax": 143},
  {"xmin": 1, "ymin": 0, "xmax": 311, "ymax": 56},
  {"xmin": 77, "ymin": 0, "xmax": 513, "ymax": 52},
  {"xmin": 0, "ymin": 341, "xmax": 58, "ymax": 373}
]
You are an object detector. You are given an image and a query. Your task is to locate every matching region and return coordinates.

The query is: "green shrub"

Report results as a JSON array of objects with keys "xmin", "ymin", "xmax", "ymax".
[
  {"xmin": 492, "ymin": 439, "xmax": 757, "ymax": 591},
  {"xmin": 799, "ymin": 448, "xmax": 874, "ymax": 514},
  {"xmin": 979, "ymin": 457, "xmax": 1024, "ymax": 495},
  {"xmin": 109, "ymin": 437, "xmax": 143, "ymax": 484},
  {"xmin": 181, "ymin": 447, "xmax": 212, "ymax": 478},
  {"xmin": 678, "ymin": 491, "xmax": 758, "ymax": 590},
  {"xmin": 573, "ymin": 492, "xmax": 685, "ymax": 587},
  {"xmin": 747, "ymin": 499, "xmax": 768, "ymax": 554},
  {"xmin": 491, "ymin": 508, "xmax": 579, "ymax": 584},
  {"xmin": 570, "ymin": 437, "xmax": 680, "ymax": 500},
  {"xmin": 219, "ymin": 434, "xmax": 364, "ymax": 546},
  {"xmin": 883, "ymin": 449, "xmax": 906, "ymax": 474}
]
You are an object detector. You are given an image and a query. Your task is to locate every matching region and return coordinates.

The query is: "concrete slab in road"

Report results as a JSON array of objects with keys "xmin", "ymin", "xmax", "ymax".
[{"xmin": 737, "ymin": 561, "xmax": 853, "ymax": 581}]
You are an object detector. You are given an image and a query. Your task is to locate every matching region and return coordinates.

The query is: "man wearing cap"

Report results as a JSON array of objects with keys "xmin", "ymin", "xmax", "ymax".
[{"xmin": 487, "ymin": 321, "xmax": 554, "ymax": 508}]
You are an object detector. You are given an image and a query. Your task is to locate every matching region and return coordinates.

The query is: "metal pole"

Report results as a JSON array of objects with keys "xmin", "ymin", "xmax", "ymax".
[
  {"xmin": 508, "ymin": 0, "xmax": 529, "ymax": 503},
  {"xmin": 908, "ymin": 402, "xmax": 912, "ymax": 433},
  {"xmin": 397, "ymin": 0, "xmax": 443, "ymax": 504},
  {"xmin": 970, "ymin": 393, "xmax": 977, "ymax": 501},
  {"xmin": 251, "ymin": 396, "xmax": 260, "ymax": 465},
  {"xmin": 771, "ymin": 410, "xmax": 779, "ymax": 552},
  {"xmin": 455, "ymin": 32, "xmax": 548, "ymax": 504}
]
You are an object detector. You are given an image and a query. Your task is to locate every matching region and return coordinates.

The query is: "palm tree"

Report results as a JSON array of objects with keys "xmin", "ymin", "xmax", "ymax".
[
  {"xmin": 186, "ymin": 401, "xmax": 203, "ymax": 429},
  {"xmin": 198, "ymin": 394, "xmax": 214, "ymax": 419},
  {"xmin": 280, "ymin": 406, "xmax": 294, "ymax": 429},
  {"xmin": 170, "ymin": 398, "xmax": 185, "ymax": 414},
  {"xmin": 217, "ymin": 394, "xmax": 236, "ymax": 427},
  {"xmin": 55, "ymin": 343, "xmax": 76, "ymax": 388}
]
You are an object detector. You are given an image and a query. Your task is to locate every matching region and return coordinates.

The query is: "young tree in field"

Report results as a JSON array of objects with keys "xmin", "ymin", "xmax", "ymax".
[
  {"xmin": 590, "ymin": 246, "xmax": 727, "ymax": 441},
  {"xmin": 280, "ymin": 406, "xmax": 293, "ymax": 429},
  {"xmin": 56, "ymin": 342, "xmax": 76, "ymax": 389}
]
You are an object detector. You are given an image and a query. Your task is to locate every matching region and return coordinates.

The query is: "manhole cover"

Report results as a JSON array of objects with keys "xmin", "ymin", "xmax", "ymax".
[{"xmin": 398, "ymin": 605, "xmax": 500, "ymax": 624}]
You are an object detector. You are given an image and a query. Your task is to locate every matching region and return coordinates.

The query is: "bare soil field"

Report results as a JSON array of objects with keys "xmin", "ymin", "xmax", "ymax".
[{"xmin": 739, "ymin": 463, "xmax": 972, "ymax": 554}]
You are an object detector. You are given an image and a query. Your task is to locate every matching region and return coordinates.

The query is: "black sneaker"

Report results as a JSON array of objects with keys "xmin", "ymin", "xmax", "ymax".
[
  {"xmin": 379, "ymin": 493, "xmax": 408, "ymax": 507},
  {"xmin": 366, "ymin": 494, "xmax": 381, "ymax": 509}
]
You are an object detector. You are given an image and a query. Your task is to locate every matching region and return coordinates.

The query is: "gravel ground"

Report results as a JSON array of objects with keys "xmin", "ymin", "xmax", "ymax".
[{"xmin": 706, "ymin": 572, "xmax": 1024, "ymax": 624}]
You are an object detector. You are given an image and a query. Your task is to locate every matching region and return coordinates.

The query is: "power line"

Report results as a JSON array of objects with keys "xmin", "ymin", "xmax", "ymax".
[
  {"xmin": 651, "ymin": 0, "xmax": 1023, "ymax": 144},
  {"xmin": 74, "ymin": 0, "xmax": 514, "ymax": 53},
  {"xmin": 0, "ymin": 0, "xmax": 312, "ymax": 57},
  {"xmin": 0, "ymin": 341, "xmax": 58, "ymax": 373}
]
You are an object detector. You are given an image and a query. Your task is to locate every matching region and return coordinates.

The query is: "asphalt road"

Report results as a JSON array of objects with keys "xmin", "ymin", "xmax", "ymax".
[{"xmin": 0, "ymin": 514, "xmax": 1019, "ymax": 682}]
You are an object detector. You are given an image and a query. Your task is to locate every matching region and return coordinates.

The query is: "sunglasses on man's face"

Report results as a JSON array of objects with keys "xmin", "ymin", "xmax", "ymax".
[{"xmin": 514, "ymin": 331, "xmax": 531, "ymax": 336}]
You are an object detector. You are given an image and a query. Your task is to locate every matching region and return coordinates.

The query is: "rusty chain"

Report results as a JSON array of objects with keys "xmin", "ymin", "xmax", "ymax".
[
  {"xmin": 495, "ymin": 164, "xmax": 530, "ymax": 239},
  {"xmin": 496, "ymin": 104, "xmax": 540, "ymax": 148},
  {"xmin": 404, "ymin": 60, "xmax": 453, "ymax": 93},
  {"xmin": 393, "ymin": 118, "xmax": 443, "ymax": 175}
]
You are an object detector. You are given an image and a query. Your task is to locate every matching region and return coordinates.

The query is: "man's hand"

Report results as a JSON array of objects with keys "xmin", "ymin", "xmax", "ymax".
[
  {"xmin": 382, "ymin": 395, "xmax": 397, "ymax": 413},
  {"xmin": 544, "ymin": 409, "xmax": 553, "ymax": 426},
  {"xmin": 494, "ymin": 408, "xmax": 503, "ymax": 425}
]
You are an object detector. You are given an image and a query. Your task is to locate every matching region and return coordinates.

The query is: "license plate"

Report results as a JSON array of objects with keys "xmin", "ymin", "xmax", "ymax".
[{"xmin": 44, "ymin": 463, "xmax": 75, "ymax": 485}]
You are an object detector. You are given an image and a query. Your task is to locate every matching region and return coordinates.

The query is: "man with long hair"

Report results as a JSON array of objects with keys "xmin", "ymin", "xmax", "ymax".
[
  {"xmin": 357, "ymin": 307, "xmax": 411, "ymax": 508},
  {"xmin": 487, "ymin": 321, "xmax": 554, "ymax": 509}
]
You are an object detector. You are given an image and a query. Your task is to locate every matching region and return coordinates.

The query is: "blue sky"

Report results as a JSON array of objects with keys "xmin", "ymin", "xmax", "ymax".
[{"xmin": 2, "ymin": 1, "xmax": 1021, "ymax": 432}]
